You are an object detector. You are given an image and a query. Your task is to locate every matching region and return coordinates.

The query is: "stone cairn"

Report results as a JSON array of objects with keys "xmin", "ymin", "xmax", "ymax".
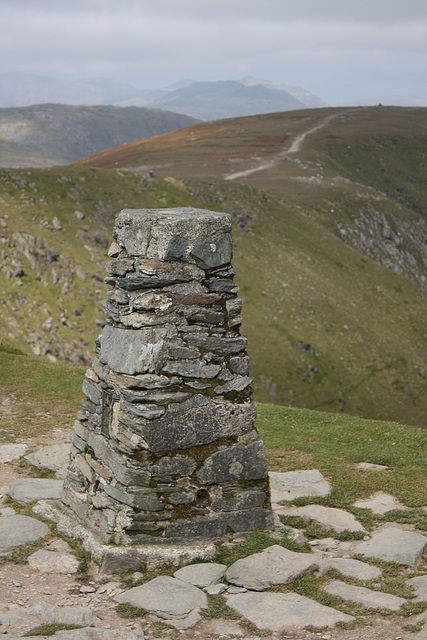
[{"xmin": 61, "ymin": 207, "xmax": 273, "ymax": 551}]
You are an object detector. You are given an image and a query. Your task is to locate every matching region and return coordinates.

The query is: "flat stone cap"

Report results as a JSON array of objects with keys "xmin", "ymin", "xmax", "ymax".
[{"xmin": 114, "ymin": 207, "xmax": 233, "ymax": 268}]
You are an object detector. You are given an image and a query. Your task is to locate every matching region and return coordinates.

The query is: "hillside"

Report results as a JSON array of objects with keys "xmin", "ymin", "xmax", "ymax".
[
  {"xmin": 0, "ymin": 106, "xmax": 426, "ymax": 428},
  {"xmin": 0, "ymin": 104, "xmax": 198, "ymax": 167}
]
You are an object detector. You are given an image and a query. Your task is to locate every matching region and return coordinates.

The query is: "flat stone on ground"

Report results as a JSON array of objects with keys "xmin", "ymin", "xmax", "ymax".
[
  {"xmin": 317, "ymin": 556, "xmax": 382, "ymax": 580},
  {"xmin": 174, "ymin": 562, "xmax": 226, "ymax": 587},
  {"xmin": 114, "ymin": 575, "xmax": 208, "ymax": 629},
  {"xmin": 0, "ymin": 513, "xmax": 49, "ymax": 551},
  {"xmin": 276, "ymin": 504, "xmax": 364, "ymax": 533},
  {"xmin": 225, "ymin": 591, "xmax": 355, "ymax": 631},
  {"xmin": 357, "ymin": 462, "xmax": 389, "ymax": 471},
  {"xmin": 324, "ymin": 580, "xmax": 406, "ymax": 611},
  {"xmin": 0, "ymin": 602, "xmax": 99, "ymax": 628},
  {"xmin": 353, "ymin": 492, "xmax": 407, "ymax": 514},
  {"xmin": 24, "ymin": 444, "xmax": 71, "ymax": 478},
  {"xmin": 27, "ymin": 548, "xmax": 80, "ymax": 573},
  {"xmin": 34, "ymin": 628, "xmax": 146, "ymax": 640},
  {"xmin": 407, "ymin": 576, "xmax": 427, "ymax": 601},
  {"xmin": 225, "ymin": 544, "xmax": 319, "ymax": 591},
  {"xmin": 268, "ymin": 469, "xmax": 330, "ymax": 502},
  {"xmin": 8, "ymin": 478, "xmax": 63, "ymax": 504},
  {"xmin": 356, "ymin": 527, "xmax": 427, "ymax": 567},
  {"xmin": 0, "ymin": 443, "xmax": 27, "ymax": 463},
  {"xmin": 202, "ymin": 619, "xmax": 245, "ymax": 637}
]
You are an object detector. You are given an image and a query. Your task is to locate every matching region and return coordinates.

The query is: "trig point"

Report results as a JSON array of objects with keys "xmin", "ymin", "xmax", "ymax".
[{"xmin": 60, "ymin": 207, "xmax": 273, "ymax": 572}]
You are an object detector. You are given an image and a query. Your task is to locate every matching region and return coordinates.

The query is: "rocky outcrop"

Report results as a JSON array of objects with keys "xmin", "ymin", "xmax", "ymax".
[{"xmin": 337, "ymin": 208, "xmax": 427, "ymax": 291}]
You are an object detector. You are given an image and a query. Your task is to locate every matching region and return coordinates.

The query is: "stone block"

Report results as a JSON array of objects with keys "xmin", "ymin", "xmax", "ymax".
[
  {"xmin": 196, "ymin": 441, "xmax": 268, "ymax": 484},
  {"xmin": 128, "ymin": 398, "xmax": 256, "ymax": 452}
]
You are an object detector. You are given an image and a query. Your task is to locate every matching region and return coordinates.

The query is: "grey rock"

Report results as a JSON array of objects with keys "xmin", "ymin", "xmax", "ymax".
[
  {"xmin": 40, "ymin": 627, "xmax": 145, "ymax": 640},
  {"xmin": 24, "ymin": 444, "xmax": 70, "ymax": 478},
  {"xmin": 212, "ymin": 489, "xmax": 266, "ymax": 512},
  {"xmin": 98, "ymin": 324, "xmax": 171, "ymax": 375},
  {"xmin": 407, "ymin": 576, "xmax": 427, "ymax": 601},
  {"xmin": 191, "ymin": 233, "xmax": 233, "ymax": 269},
  {"xmin": 27, "ymin": 549, "xmax": 80, "ymax": 574},
  {"xmin": 196, "ymin": 441, "xmax": 268, "ymax": 484},
  {"xmin": 122, "ymin": 403, "xmax": 166, "ymax": 420},
  {"xmin": 8, "ymin": 478, "xmax": 63, "ymax": 504},
  {"xmin": 356, "ymin": 526, "xmax": 427, "ymax": 567},
  {"xmin": 357, "ymin": 462, "xmax": 389, "ymax": 471},
  {"xmin": 121, "ymin": 388, "xmax": 191, "ymax": 405},
  {"xmin": 168, "ymin": 492, "xmax": 195, "ymax": 505},
  {"xmin": 207, "ymin": 277, "xmax": 238, "ymax": 293},
  {"xmin": 114, "ymin": 207, "xmax": 232, "ymax": 263},
  {"xmin": 165, "ymin": 514, "xmax": 227, "ymax": 541},
  {"xmin": 108, "ymin": 372, "xmax": 180, "ymax": 390},
  {"xmin": 86, "ymin": 433, "xmax": 150, "ymax": 486},
  {"xmin": 128, "ymin": 398, "xmax": 257, "ymax": 452},
  {"xmin": 186, "ymin": 381, "xmax": 211, "ymax": 390},
  {"xmin": 0, "ymin": 602, "xmax": 99, "ymax": 628},
  {"xmin": 225, "ymin": 591, "xmax": 355, "ymax": 631},
  {"xmin": 0, "ymin": 513, "xmax": 49, "ymax": 551},
  {"xmin": 104, "ymin": 484, "xmax": 163, "ymax": 511},
  {"xmin": 278, "ymin": 504, "xmax": 364, "ymax": 533},
  {"xmin": 228, "ymin": 356, "xmax": 250, "ymax": 375},
  {"xmin": 0, "ymin": 443, "xmax": 27, "ymax": 463},
  {"xmin": 174, "ymin": 562, "xmax": 227, "ymax": 587},
  {"xmin": 162, "ymin": 359, "xmax": 221, "ymax": 378},
  {"xmin": 353, "ymin": 492, "xmax": 407, "ymax": 514},
  {"xmin": 205, "ymin": 583, "xmax": 228, "ymax": 595},
  {"xmin": 225, "ymin": 508, "xmax": 274, "ymax": 534},
  {"xmin": 317, "ymin": 556, "xmax": 382, "ymax": 580},
  {"xmin": 105, "ymin": 257, "xmax": 135, "ymax": 276},
  {"xmin": 153, "ymin": 455, "xmax": 197, "ymax": 478},
  {"xmin": 225, "ymin": 544, "xmax": 319, "ymax": 591},
  {"xmin": 82, "ymin": 379, "xmax": 102, "ymax": 405},
  {"xmin": 114, "ymin": 575, "xmax": 208, "ymax": 629},
  {"xmin": 215, "ymin": 375, "xmax": 252, "ymax": 395},
  {"xmin": 186, "ymin": 332, "xmax": 247, "ymax": 354},
  {"xmin": 324, "ymin": 580, "xmax": 406, "ymax": 611},
  {"xmin": 269, "ymin": 469, "xmax": 330, "ymax": 502},
  {"xmin": 227, "ymin": 586, "xmax": 247, "ymax": 594}
]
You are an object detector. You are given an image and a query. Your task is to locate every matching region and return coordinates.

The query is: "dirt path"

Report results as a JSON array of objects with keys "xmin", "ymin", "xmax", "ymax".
[{"xmin": 225, "ymin": 112, "xmax": 340, "ymax": 181}]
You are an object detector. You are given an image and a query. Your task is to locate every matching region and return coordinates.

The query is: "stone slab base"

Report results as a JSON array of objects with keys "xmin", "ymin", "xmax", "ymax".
[{"xmin": 33, "ymin": 499, "xmax": 216, "ymax": 575}]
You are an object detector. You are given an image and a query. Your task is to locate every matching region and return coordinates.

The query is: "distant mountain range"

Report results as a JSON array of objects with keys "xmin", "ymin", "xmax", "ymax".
[
  {"xmin": 115, "ymin": 77, "xmax": 329, "ymax": 120},
  {"xmin": 0, "ymin": 73, "xmax": 328, "ymax": 121},
  {"xmin": 0, "ymin": 104, "xmax": 197, "ymax": 167}
]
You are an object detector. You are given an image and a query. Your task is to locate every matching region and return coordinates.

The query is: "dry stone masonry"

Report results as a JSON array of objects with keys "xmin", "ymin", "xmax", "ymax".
[{"xmin": 61, "ymin": 207, "xmax": 273, "ymax": 548}]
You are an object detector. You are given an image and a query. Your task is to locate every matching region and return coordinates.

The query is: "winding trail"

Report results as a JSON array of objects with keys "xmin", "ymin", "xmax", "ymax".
[{"xmin": 225, "ymin": 112, "xmax": 340, "ymax": 181}]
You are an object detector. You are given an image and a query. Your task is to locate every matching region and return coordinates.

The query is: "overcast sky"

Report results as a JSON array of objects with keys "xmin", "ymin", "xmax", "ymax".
[{"xmin": 1, "ymin": 0, "xmax": 426, "ymax": 104}]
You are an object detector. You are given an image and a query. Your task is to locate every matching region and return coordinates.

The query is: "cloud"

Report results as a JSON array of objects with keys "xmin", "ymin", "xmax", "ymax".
[{"xmin": 0, "ymin": 0, "xmax": 426, "ymax": 102}]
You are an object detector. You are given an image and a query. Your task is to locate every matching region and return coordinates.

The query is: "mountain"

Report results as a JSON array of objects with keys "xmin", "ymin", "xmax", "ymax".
[
  {"xmin": 1, "ymin": 106, "xmax": 426, "ymax": 429},
  {"xmin": 116, "ymin": 79, "xmax": 327, "ymax": 120},
  {"xmin": 239, "ymin": 76, "xmax": 328, "ymax": 108},
  {"xmin": 0, "ymin": 72, "xmax": 142, "ymax": 108},
  {"xmin": 0, "ymin": 104, "xmax": 198, "ymax": 167}
]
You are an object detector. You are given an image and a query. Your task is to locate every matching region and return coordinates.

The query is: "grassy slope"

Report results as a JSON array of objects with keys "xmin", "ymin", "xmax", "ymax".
[{"xmin": 0, "ymin": 107, "xmax": 426, "ymax": 428}]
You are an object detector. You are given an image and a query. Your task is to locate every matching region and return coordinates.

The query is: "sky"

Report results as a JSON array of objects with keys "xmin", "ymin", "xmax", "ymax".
[{"xmin": 1, "ymin": 0, "xmax": 427, "ymax": 105}]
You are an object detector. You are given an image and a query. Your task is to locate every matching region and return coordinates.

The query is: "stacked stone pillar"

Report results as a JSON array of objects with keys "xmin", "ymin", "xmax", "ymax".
[{"xmin": 61, "ymin": 208, "xmax": 273, "ymax": 548}]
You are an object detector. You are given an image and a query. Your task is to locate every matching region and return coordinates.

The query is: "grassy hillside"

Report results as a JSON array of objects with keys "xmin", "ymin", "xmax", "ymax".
[
  {"xmin": 0, "ymin": 107, "xmax": 426, "ymax": 428},
  {"xmin": 0, "ymin": 104, "xmax": 198, "ymax": 167}
]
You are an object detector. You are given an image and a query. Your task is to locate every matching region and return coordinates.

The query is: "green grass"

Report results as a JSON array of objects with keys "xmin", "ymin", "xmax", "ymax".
[
  {"xmin": 23, "ymin": 624, "xmax": 83, "ymax": 637},
  {"xmin": 257, "ymin": 403, "xmax": 427, "ymax": 508}
]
